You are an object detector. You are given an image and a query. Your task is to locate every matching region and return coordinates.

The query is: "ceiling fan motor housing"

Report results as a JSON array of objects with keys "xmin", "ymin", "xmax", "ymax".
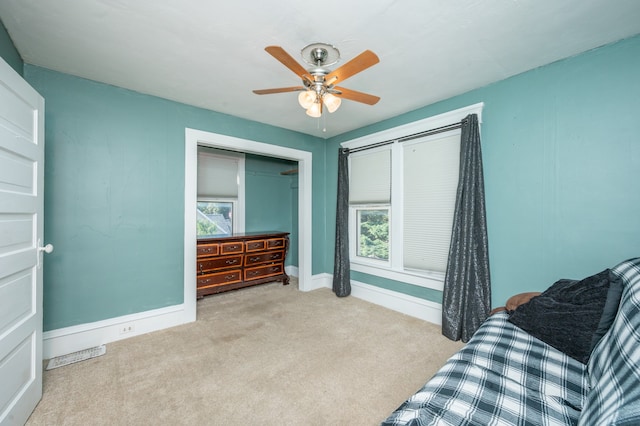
[
  {"xmin": 301, "ymin": 42, "xmax": 340, "ymax": 66},
  {"xmin": 311, "ymin": 47, "xmax": 328, "ymax": 64}
]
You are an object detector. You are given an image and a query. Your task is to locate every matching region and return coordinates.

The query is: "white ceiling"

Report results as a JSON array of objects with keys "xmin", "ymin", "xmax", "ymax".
[{"xmin": 1, "ymin": 0, "xmax": 639, "ymax": 139}]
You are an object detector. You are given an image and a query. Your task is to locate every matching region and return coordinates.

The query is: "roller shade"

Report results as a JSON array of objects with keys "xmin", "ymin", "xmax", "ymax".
[
  {"xmin": 197, "ymin": 150, "xmax": 239, "ymax": 198},
  {"xmin": 403, "ymin": 133, "xmax": 460, "ymax": 272},
  {"xmin": 349, "ymin": 149, "xmax": 391, "ymax": 204}
]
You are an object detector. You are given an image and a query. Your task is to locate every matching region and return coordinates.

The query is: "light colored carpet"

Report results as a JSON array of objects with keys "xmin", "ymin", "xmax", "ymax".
[{"xmin": 27, "ymin": 279, "xmax": 463, "ymax": 425}]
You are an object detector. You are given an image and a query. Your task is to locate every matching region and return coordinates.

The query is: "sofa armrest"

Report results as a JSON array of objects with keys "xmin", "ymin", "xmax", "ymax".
[{"xmin": 489, "ymin": 306, "xmax": 507, "ymax": 315}]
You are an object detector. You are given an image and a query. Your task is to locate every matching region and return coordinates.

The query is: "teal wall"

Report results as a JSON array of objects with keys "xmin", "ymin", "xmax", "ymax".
[
  {"xmin": 24, "ymin": 65, "xmax": 325, "ymax": 331},
  {"xmin": 16, "ymin": 32, "xmax": 640, "ymax": 331},
  {"xmin": 0, "ymin": 18, "xmax": 22, "ymax": 75},
  {"xmin": 245, "ymin": 154, "xmax": 298, "ymax": 265},
  {"xmin": 328, "ymin": 35, "xmax": 640, "ymax": 307}
]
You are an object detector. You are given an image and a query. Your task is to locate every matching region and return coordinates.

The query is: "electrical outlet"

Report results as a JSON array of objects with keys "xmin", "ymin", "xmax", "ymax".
[{"xmin": 119, "ymin": 323, "xmax": 135, "ymax": 335}]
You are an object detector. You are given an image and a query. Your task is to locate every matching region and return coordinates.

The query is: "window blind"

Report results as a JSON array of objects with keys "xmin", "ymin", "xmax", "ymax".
[
  {"xmin": 197, "ymin": 150, "xmax": 239, "ymax": 198},
  {"xmin": 349, "ymin": 149, "xmax": 391, "ymax": 204},
  {"xmin": 403, "ymin": 133, "xmax": 460, "ymax": 273}
]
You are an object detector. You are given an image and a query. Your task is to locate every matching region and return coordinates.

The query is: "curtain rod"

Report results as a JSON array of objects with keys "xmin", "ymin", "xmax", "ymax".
[{"xmin": 348, "ymin": 121, "xmax": 462, "ymax": 154}]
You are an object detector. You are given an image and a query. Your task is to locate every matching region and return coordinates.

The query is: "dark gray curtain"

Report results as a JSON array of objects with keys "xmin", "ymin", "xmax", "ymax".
[
  {"xmin": 333, "ymin": 147, "xmax": 351, "ymax": 297},
  {"xmin": 442, "ymin": 113, "xmax": 491, "ymax": 342}
]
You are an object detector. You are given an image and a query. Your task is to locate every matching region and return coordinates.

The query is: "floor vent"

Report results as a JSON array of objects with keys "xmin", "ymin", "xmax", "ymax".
[{"xmin": 46, "ymin": 345, "xmax": 106, "ymax": 370}]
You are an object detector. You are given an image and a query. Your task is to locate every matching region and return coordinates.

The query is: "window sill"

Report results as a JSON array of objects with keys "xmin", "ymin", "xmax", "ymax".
[{"xmin": 350, "ymin": 262, "xmax": 444, "ymax": 292}]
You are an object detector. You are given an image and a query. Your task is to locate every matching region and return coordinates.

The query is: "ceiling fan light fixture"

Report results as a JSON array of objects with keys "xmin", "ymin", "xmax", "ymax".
[
  {"xmin": 306, "ymin": 101, "xmax": 322, "ymax": 118},
  {"xmin": 323, "ymin": 93, "xmax": 341, "ymax": 113},
  {"xmin": 298, "ymin": 90, "xmax": 316, "ymax": 109}
]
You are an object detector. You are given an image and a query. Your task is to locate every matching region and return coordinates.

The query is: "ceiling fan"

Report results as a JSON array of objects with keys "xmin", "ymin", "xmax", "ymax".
[{"xmin": 253, "ymin": 42, "xmax": 380, "ymax": 117}]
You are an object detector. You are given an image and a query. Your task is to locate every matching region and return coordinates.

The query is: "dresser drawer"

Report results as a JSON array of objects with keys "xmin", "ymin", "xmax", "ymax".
[
  {"xmin": 197, "ymin": 270, "xmax": 242, "ymax": 288},
  {"xmin": 245, "ymin": 239, "xmax": 266, "ymax": 252},
  {"xmin": 197, "ymin": 243, "xmax": 219, "ymax": 257},
  {"xmin": 197, "ymin": 255, "xmax": 243, "ymax": 274},
  {"xmin": 245, "ymin": 250, "xmax": 284, "ymax": 266},
  {"xmin": 220, "ymin": 242, "xmax": 244, "ymax": 254},
  {"xmin": 267, "ymin": 238, "xmax": 286, "ymax": 249},
  {"xmin": 244, "ymin": 263, "xmax": 283, "ymax": 281}
]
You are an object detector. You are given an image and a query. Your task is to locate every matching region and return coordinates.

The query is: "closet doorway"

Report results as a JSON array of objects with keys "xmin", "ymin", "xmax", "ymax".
[{"xmin": 183, "ymin": 128, "xmax": 313, "ymax": 319}]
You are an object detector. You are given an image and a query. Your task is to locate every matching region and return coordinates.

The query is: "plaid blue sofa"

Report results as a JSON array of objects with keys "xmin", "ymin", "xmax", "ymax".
[{"xmin": 382, "ymin": 257, "xmax": 640, "ymax": 426}]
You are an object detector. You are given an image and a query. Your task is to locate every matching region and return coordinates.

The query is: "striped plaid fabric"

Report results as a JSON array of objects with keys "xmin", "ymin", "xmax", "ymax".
[
  {"xmin": 381, "ymin": 312, "xmax": 589, "ymax": 426},
  {"xmin": 578, "ymin": 257, "xmax": 640, "ymax": 426}
]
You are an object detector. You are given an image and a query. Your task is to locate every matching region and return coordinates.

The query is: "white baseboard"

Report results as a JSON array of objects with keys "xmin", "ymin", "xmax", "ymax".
[
  {"xmin": 350, "ymin": 280, "xmax": 442, "ymax": 325},
  {"xmin": 44, "ymin": 273, "xmax": 441, "ymax": 359},
  {"xmin": 43, "ymin": 304, "xmax": 193, "ymax": 359},
  {"xmin": 285, "ymin": 265, "xmax": 299, "ymax": 278},
  {"xmin": 306, "ymin": 273, "xmax": 442, "ymax": 326},
  {"xmin": 303, "ymin": 272, "xmax": 332, "ymax": 291}
]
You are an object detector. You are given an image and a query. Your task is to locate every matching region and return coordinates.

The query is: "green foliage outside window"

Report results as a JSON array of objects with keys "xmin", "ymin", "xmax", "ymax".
[
  {"xmin": 197, "ymin": 218, "xmax": 219, "ymax": 236},
  {"xmin": 198, "ymin": 202, "xmax": 231, "ymax": 216},
  {"xmin": 358, "ymin": 210, "xmax": 389, "ymax": 260}
]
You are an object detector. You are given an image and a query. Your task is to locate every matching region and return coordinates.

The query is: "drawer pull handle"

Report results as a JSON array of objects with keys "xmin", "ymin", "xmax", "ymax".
[
  {"xmin": 272, "ymin": 241, "xmax": 282, "ymax": 246},
  {"xmin": 225, "ymin": 259, "xmax": 237, "ymax": 264},
  {"xmin": 248, "ymin": 271, "xmax": 258, "ymax": 276},
  {"xmin": 250, "ymin": 257, "xmax": 260, "ymax": 262},
  {"xmin": 225, "ymin": 275, "xmax": 235, "ymax": 280},
  {"xmin": 270, "ymin": 267, "xmax": 279, "ymax": 272},
  {"xmin": 202, "ymin": 278, "xmax": 211, "ymax": 284},
  {"xmin": 199, "ymin": 264, "xmax": 203, "ymax": 274},
  {"xmin": 270, "ymin": 254, "xmax": 279, "ymax": 259}
]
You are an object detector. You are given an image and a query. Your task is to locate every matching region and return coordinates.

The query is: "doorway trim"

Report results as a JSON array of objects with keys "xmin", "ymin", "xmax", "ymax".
[{"xmin": 184, "ymin": 128, "xmax": 313, "ymax": 319}]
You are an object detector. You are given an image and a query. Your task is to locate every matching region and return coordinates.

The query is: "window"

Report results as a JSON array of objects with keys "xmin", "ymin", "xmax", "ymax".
[
  {"xmin": 197, "ymin": 147, "xmax": 245, "ymax": 237},
  {"xmin": 197, "ymin": 200, "xmax": 235, "ymax": 237},
  {"xmin": 344, "ymin": 103, "xmax": 483, "ymax": 290},
  {"xmin": 348, "ymin": 148, "xmax": 391, "ymax": 267},
  {"xmin": 356, "ymin": 208, "xmax": 389, "ymax": 261}
]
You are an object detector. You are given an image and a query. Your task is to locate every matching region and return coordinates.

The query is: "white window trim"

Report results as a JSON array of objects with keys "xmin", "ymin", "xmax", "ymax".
[
  {"xmin": 342, "ymin": 103, "xmax": 483, "ymax": 151},
  {"xmin": 342, "ymin": 103, "xmax": 484, "ymax": 291}
]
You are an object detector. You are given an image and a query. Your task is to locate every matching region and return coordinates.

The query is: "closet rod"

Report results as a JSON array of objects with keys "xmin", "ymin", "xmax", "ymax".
[{"xmin": 347, "ymin": 121, "xmax": 462, "ymax": 154}]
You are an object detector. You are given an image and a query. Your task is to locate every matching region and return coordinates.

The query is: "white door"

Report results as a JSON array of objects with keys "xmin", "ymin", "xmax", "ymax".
[{"xmin": 0, "ymin": 57, "xmax": 46, "ymax": 425}]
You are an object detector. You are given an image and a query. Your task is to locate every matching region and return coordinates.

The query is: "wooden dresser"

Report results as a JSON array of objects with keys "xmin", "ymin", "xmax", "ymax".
[{"xmin": 196, "ymin": 231, "xmax": 290, "ymax": 298}]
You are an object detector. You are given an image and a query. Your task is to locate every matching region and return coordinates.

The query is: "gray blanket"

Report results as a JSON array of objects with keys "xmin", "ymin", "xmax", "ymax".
[{"xmin": 508, "ymin": 269, "xmax": 612, "ymax": 364}]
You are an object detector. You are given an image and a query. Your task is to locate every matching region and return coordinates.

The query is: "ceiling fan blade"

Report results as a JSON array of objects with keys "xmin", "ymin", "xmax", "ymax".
[
  {"xmin": 325, "ymin": 50, "xmax": 379, "ymax": 85},
  {"xmin": 334, "ymin": 87, "xmax": 380, "ymax": 105},
  {"xmin": 253, "ymin": 86, "xmax": 305, "ymax": 95},
  {"xmin": 264, "ymin": 46, "xmax": 309, "ymax": 79}
]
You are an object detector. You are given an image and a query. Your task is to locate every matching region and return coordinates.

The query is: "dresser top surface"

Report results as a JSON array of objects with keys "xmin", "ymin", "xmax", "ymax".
[{"xmin": 197, "ymin": 231, "xmax": 289, "ymax": 243}]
